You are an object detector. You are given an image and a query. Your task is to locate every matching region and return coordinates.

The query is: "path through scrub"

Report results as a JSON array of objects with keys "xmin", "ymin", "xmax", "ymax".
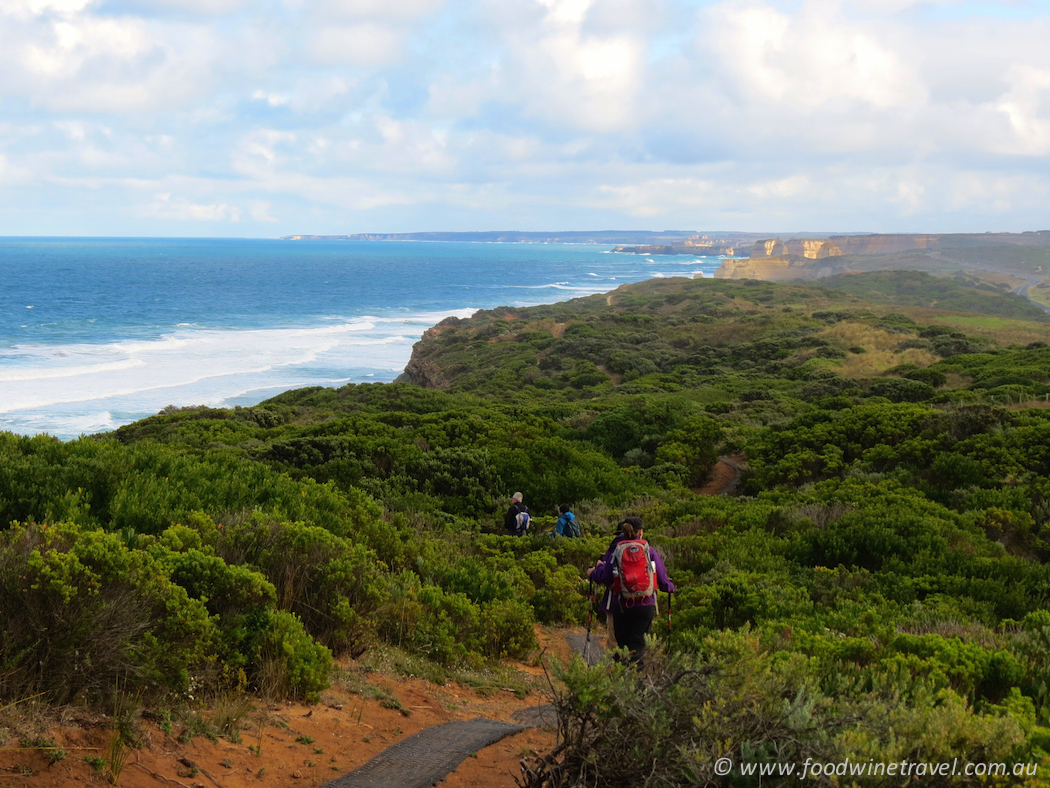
[
  {"xmin": 320, "ymin": 719, "xmax": 526, "ymax": 788},
  {"xmin": 321, "ymin": 631, "xmax": 598, "ymax": 788}
]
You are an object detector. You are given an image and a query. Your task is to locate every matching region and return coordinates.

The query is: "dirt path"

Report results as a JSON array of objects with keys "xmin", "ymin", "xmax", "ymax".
[
  {"xmin": 696, "ymin": 454, "xmax": 747, "ymax": 495},
  {"xmin": 0, "ymin": 625, "xmax": 587, "ymax": 788},
  {"xmin": 0, "ymin": 669, "xmax": 557, "ymax": 788}
]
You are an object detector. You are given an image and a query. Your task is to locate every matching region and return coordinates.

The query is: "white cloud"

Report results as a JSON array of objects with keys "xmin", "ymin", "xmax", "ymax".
[
  {"xmin": 141, "ymin": 0, "xmax": 252, "ymax": 13},
  {"xmin": 705, "ymin": 1, "xmax": 925, "ymax": 109},
  {"xmin": 426, "ymin": 66, "xmax": 501, "ymax": 118},
  {"xmin": 309, "ymin": 24, "xmax": 405, "ymax": 65},
  {"xmin": 537, "ymin": 0, "xmax": 593, "ymax": 24},
  {"xmin": 996, "ymin": 64, "xmax": 1050, "ymax": 156},
  {"xmin": 311, "ymin": 0, "xmax": 443, "ymax": 21},
  {"xmin": 893, "ymin": 179, "xmax": 925, "ymax": 213},
  {"xmin": 748, "ymin": 175, "xmax": 810, "ymax": 199},
  {"xmin": 845, "ymin": 0, "xmax": 962, "ymax": 11},
  {"xmin": 249, "ymin": 199, "xmax": 278, "ymax": 222},
  {"xmin": 597, "ymin": 176, "xmax": 718, "ymax": 217},
  {"xmin": 0, "ymin": 0, "xmax": 93, "ymax": 19},
  {"xmin": 252, "ymin": 90, "xmax": 290, "ymax": 106},
  {"xmin": 0, "ymin": 12, "xmax": 222, "ymax": 112},
  {"xmin": 488, "ymin": 0, "xmax": 650, "ymax": 132},
  {"xmin": 141, "ymin": 193, "xmax": 241, "ymax": 221},
  {"xmin": 232, "ymin": 129, "xmax": 298, "ymax": 171},
  {"xmin": 6, "ymin": 0, "xmax": 1050, "ymax": 234},
  {"xmin": 22, "ymin": 18, "xmax": 151, "ymax": 76}
]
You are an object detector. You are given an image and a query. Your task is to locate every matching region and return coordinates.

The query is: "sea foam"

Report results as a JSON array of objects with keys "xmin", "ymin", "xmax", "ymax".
[
  {"xmin": 0, "ymin": 309, "xmax": 475, "ymax": 437},
  {"xmin": 0, "ymin": 238, "xmax": 727, "ymax": 439}
]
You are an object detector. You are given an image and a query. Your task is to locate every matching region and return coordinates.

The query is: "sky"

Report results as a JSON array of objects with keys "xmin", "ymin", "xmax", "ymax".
[{"xmin": 1, "ymin": 0, "xmax": 1049, "ymax": 237}]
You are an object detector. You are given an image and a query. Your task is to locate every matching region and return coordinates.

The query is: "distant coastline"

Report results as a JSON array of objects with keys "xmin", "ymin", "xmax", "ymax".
[{"xmin": 280, "ymin": 230, "xmax": 780, "ymax": 245}]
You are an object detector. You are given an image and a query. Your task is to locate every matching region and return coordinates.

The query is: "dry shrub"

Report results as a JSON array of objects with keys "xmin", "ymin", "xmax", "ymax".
[
  {"xmin": 572, "ymin": 499, "xmax": 619, "ymax": 534},
  {"xmin": 210, "ymin": 693, "xmax": 255, "ymax": 739},
  {"xmin": 896, "ymin": 619, "xmax": 999, "ymax": 649},
  {"xmin": 663, "ymin": 517, "xmax": 724, "ymax": 538},
  {"xmin": 790, "ymin": 502, "xmax": 853, "ymax": 529},
  {"xmin": 0, "ymin": 696, "xmax": 51, "ymax": 748},
  {"xmin": 817, "ymin": 323, "xmax": 938, "ymax": 377}
]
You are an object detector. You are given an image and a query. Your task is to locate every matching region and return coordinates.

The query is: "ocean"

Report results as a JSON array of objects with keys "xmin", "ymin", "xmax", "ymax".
[{"xmin": 0, "ymin": 238, "xmax": 724, "ymax": 439}]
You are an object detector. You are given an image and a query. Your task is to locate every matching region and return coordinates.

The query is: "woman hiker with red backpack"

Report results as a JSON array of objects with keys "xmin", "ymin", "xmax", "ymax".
[{"xmin": 587, "ymin": 517, "xmax": 674, "ymax": 668}]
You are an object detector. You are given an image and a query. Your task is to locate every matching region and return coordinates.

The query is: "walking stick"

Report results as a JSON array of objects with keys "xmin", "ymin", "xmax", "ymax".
[
  {"xmin": 667, "ymin": 590, "xmax": 673, "ymax": 633},
  {"xmin": 585, "ymin": 580, "xmax": 596, "ymax": 646}
]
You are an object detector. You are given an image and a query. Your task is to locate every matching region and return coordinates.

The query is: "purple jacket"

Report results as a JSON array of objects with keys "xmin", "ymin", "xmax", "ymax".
[{"xmin": 591, "ymin": 537, "xmax": 674, "ymax": 612}]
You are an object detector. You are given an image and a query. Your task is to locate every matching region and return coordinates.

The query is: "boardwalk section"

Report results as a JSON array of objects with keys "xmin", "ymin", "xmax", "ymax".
[{"xmin": 321, "ymin": 718, "xmax": 525, "ymax": 788}]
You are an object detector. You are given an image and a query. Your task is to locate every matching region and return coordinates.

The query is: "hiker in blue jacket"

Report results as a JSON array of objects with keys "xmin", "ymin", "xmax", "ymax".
[
  {"xmin": 555, "ymin": 505, "xmax": 580, "ymax": 537},
  {"xmin": 588, "ymin": 517, "xmax": 674, "ymax": 668}
]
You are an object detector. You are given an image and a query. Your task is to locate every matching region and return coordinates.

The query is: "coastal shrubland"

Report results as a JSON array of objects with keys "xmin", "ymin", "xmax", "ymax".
[{"xmin": 3, "ymin": 271, "xmax": 1050, "ymax": 782}]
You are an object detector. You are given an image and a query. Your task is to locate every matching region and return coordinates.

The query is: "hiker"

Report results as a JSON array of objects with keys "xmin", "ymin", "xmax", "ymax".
[
  {"xmin": 587, "ymin": 517, "xmax": 673, "ymax": 667},
  {"xmin": 555, "ymin": 504, "xmax": 581, "ymax": 538},
  {"xmin": 594, "ymin": 517, "xmax": 632, "ymax": 649},
  {"xmin": 504, "ymin": 492, "xmax": 530, "ymax": 536}
]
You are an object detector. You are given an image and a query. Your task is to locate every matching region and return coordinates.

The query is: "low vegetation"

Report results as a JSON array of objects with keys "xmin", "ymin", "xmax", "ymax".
[{"xmin": 2, "ymin": 272, "xmax": 1050, "ymax": 784}]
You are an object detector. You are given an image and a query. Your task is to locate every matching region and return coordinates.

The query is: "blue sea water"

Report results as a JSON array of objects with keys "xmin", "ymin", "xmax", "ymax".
[{"xmin": 0, "ymin": 238, "xmax": 724, "ymax": 439}]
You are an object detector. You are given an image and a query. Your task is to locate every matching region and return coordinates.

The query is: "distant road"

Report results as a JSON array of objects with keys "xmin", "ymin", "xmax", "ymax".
[{"xmin": 1013, "ymin": 279, "xmax": 1050, "ymax": 314}]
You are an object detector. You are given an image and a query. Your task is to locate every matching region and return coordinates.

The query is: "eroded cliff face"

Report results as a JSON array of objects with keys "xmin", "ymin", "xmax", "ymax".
[
  {"xmin": 395, "ymin": 315, "xmax": 462, "ymax": 388},
  {"xmin": 713, "ymin": 255, "xmax": 849, "ymax": 280},
  {"xmin": 828, "ymin": 234, "xmax": 939, "ymax": 255},
  {"xmin": 725, "ymin": 234, "xmax": 943, "ymax": 280},
  {"xmin": 750, "ymin": 238, "xmax": 844, "ymax": 260},
  {"xmin": 786, "ymin": 239, "xmax": 844, "ymax": 259},
  {"xmin": 750, "ymin": 239, "xmax": 787, "ymax": 258}
]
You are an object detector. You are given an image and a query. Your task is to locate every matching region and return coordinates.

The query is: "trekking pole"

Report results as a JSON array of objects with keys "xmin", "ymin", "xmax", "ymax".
[
  {"xmin": 667, "ymin": 590, "xmax": 673, "ymax": 634},
  {"xmin": 585, "ymin": 580, "xmax": 595, "ymax": 646}
]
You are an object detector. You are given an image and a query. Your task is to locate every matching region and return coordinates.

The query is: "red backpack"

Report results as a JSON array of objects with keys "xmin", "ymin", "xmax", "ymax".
[{"xmin": 611, "ymin": 539, "xmax": 656, "ymax": 604}]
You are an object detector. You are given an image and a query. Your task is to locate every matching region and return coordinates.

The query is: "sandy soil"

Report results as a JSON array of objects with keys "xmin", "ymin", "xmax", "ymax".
[
  {"xmin": 0, "ymin": 630, "xmax": 579, "ymax": 788},
  {"xmin": 696, "ymin": 454, "xmax": 746, "ymax": 496}
]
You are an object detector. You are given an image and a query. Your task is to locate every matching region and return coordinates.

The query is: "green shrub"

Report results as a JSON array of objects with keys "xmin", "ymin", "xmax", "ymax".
[
  {"xmin": 531, "ymin": 564, "xmax": 587, "ymax": 625},
  {"xmin": 0, "ymin": 522, "xmax": 213, "ymax": 704},
  {"xmin": 204, "ymin": 513, "xmax": 386, "ymax": 657},
  {"xmin": 415, "ymin": 585, "xmax": 482, "ymax": 665},
  {"xmin": 478, "ymin": 599, "xmax": 537, "ymax": 660},
  {"xmin": 257, "ymin": 611, "xmax": 332, "ymax": 702}
]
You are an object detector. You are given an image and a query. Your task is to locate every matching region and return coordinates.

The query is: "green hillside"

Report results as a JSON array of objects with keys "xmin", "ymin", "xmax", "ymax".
[
  {"xmin": 808, "ymin": 270, "xmax": 1049, "ymax": 319},
  {"xmin": 3, "ymin": 271, "xmax": 1050, "ymax": 784}
]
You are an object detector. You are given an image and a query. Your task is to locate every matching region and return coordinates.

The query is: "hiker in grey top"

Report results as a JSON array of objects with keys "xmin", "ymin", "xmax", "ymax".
[{"xmin": 504, "ymin": 492, "xmax": 530, "ymax": 535}]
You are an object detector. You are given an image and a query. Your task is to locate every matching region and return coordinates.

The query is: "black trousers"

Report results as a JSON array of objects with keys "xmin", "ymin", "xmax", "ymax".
[{"xmin": 612, "ymin": 603, "xmax": 656, "ymax": 667}]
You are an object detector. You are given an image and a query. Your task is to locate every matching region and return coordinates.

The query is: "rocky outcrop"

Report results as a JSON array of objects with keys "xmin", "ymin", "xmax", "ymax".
[
  {"xmin": 713, "ymin": 255, "xmax": 846, "ymax": 280},
  {"xmin": 751, "ymin": 238, "xmax": 843, "ymax": 260},
  {"xmin": 613, "ymin": 244, "xmax": 736, "ymax": 256},
  {"xmin": 785, "ymin": 239, "xmax": 844, "ymax": 259},
  {"xmin": 394, "ymin": 316, "xmax": 463, "ymax": 388},
  {"xmin": 750, "ymin": 239, "xmax": 787, "ymax": 258},
  {"xmin": 828, "ymin": 234, "xmax": 939, "ymax": 256}
]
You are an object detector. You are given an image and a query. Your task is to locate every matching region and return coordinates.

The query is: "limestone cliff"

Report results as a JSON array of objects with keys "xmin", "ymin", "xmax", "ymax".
[
  {"xmin": 785, "ymin": 239, "xmax": 844, "ymax": 259},
  {"xmin": 828, "ymin": 234, "xmax": 939, "ymax": 256},
  {"xmin": 613, "ymin": 244, "xmax": 736, "ymax": 256},
  {"xmin": 750, "ymin": 239, "xmax": 787, "ymax": 258},
  {"xmin": 751, "ymin": 238, "xmax": 843, "ymax": 260},
  {"xmin": 714, "ymin": 255, "xmax": 851, "ymax": 280}
]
